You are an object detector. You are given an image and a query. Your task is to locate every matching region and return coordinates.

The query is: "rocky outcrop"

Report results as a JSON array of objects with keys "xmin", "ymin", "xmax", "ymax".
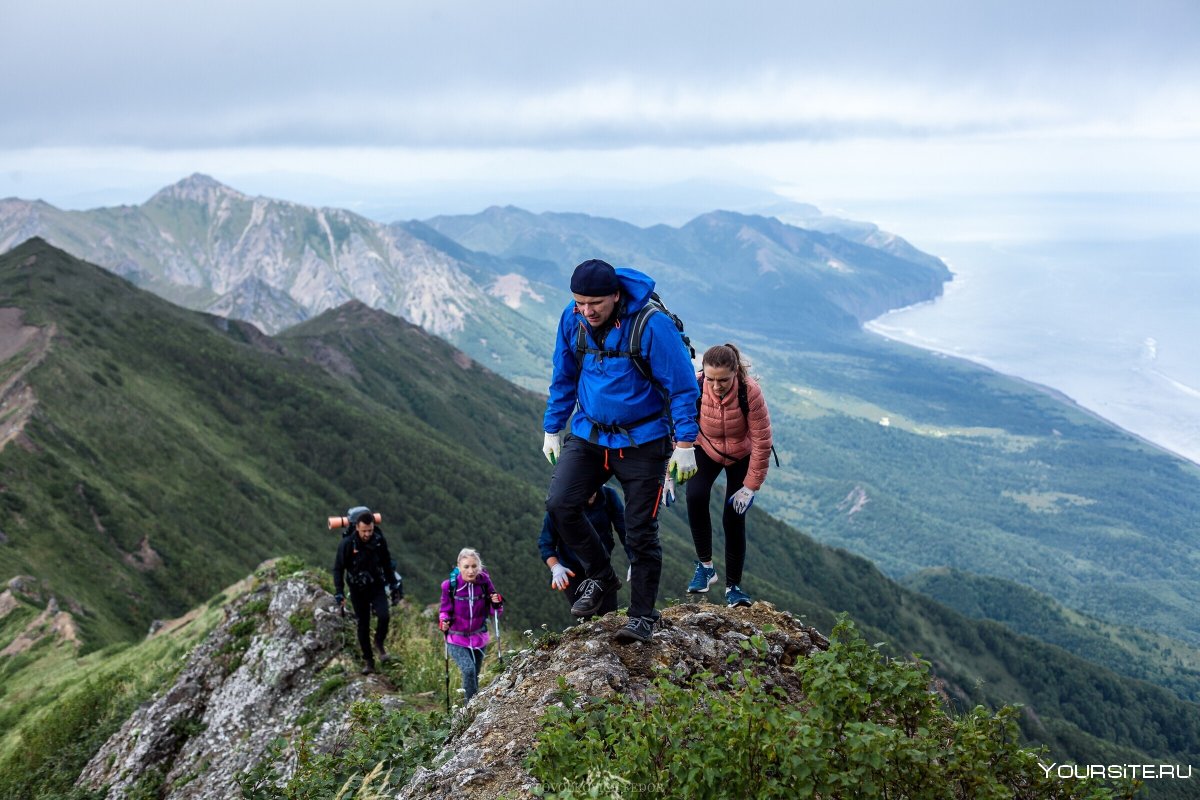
[
  {"xmin": 400, "ymin": 601, "xmax": 828, "ymax": 800},
  {"xmin": 75, "ymin": 562, "xmax": 385, "ymax": 800},
  {"xmin": 68, "ymin": 562, "xmax": 828, "ymax": 800}
]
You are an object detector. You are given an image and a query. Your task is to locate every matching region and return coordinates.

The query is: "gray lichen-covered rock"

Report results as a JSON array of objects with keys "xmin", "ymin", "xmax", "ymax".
[
  {"xmin": 399, "ymin": 601, "xmax": 828, "ymax": 800},
  {"xmin": 75, "ymin": 562, "xmax": 381, "ymax": 799}
]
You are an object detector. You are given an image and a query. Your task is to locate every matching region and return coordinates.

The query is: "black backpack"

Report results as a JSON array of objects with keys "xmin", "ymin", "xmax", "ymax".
[
  {"xmin": 338, "ymin": 506, "xmax": 402, "ymax": 594},
  {"xmin": 573, "ymin": 292, "xmax": 695, "ymax": 442},
  {"xmin": 696, "ymin": 374, "xmax": 781, "ymax": 467}
]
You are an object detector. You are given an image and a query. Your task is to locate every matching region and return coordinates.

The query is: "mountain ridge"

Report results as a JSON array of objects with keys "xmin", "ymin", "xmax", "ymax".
[
  {"xmin": 0, "ymin": 177, "xmax": 556, "ymax": 387},
  {"xmin": 0, "ymin": 174, "xmax": 953, "ymax": 386}
]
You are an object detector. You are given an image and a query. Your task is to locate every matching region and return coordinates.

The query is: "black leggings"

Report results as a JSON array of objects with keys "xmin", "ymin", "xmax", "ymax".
[{"xmin": 684, "ymin": 447, "xmax": 750, "ymax": 587}]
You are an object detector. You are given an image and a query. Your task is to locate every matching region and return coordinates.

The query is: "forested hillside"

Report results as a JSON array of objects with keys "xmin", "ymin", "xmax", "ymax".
[{"xmin": 0, "ymin": 239, "xmax": 560, "ymax": 642}]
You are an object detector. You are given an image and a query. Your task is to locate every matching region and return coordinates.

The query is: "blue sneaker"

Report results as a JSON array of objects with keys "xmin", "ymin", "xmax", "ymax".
[
  {"xmin": 725, "ymin": 585, "xmax": 752, "ymax": 608},
  {"xmin": 687, "ymin": 562, "xmax": 718, "ymax": 593}
]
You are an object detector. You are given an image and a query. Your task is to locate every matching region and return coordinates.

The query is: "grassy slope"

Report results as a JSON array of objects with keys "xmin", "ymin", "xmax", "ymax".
[
  {"xmin": 717, "ymin": 505, "xmax": 1200, "ymax": 789},
  {"xmin": 754, "ymin": 332, "xmax": 1200, "ymax": 647},
  {"xmin": 0, "ymin": 239, "xmax": 560, "ymax": 643},
  {"xmin": 0, "ymin": 577, "xmax": 225, "ymax": 789}
]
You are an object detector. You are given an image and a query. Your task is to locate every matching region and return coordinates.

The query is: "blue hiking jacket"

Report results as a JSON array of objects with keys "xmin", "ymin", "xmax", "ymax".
[{"xmin": 544, "ymin": 267, "xmax": 699, "ymax": 447}]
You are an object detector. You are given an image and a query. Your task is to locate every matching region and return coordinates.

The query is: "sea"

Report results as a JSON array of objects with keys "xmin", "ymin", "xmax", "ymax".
[{"xmin": 853, "ymin": 192, "xmax": 1200, "ymax": 466}]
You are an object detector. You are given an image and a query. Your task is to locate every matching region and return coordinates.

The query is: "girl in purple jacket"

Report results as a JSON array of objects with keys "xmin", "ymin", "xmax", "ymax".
[{"xmin": 438, "ymin": 547, "xmax": 504, "ymax": 702}]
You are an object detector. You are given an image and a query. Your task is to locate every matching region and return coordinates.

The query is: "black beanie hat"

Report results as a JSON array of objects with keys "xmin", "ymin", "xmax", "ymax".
[{"xmin": 570, "ymin": 259, "xmax": 620, "ymax": 296}]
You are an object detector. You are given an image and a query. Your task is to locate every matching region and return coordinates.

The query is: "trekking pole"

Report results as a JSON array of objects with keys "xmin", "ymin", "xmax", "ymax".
[
  {"xmin": 443, "ymin": 631, "xmax": 451, "ymax": 714},
  {"xmin": 491, "ymin": 608, "xmax": 502, "ymax": 668}
]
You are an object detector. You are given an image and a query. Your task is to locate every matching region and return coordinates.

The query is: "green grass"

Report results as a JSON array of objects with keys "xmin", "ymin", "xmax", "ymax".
[{"xmin": 0, "ymin": 591, "xmax": 224, "ymax": 799}]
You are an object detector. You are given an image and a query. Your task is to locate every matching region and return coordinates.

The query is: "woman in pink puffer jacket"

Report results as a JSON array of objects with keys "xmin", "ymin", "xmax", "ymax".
[{"xmin": 684, "ymin": 343, "xmax": 773, "ymax": 608}]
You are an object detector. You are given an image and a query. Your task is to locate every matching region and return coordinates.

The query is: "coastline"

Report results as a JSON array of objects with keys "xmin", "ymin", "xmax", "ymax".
[{"xmin": 864, "ymin": 317, "xmax": 1200, "ymax": 470}]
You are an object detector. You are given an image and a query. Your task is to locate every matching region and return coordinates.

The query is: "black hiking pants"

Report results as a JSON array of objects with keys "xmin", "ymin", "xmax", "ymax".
[
  {"xmin": 348, "ymin": 582, "xmax": 389, "ymax": 664},
  {"xmin": 685, "ymin": 447, "xmax": 750, "ymax": 587},
  {"xmin": 546, "ymin": 434, "xmax": 671, "ymax": 619}
]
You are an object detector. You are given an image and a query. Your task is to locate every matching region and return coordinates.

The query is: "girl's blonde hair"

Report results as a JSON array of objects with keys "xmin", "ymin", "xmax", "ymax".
[
  {"xmin": 702, "ymin": 343, "xmax": 750, "ymax": 386},
  {"xmin": 456, "ymin": 547, "xmax": 484, "ymax": 570}
]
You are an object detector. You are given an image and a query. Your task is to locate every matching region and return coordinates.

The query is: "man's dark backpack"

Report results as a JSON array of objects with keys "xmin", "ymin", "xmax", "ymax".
[
  {"xmin": 337, "ymin": 506, "xmax": 403, "ymax": 599},
  {"xmin": 573, "ymin": 292, "xmax": 695, "ymax": 441},
  {"xmin": 696, "ymin": 374, "xmax": 781, "ymax": 467}
]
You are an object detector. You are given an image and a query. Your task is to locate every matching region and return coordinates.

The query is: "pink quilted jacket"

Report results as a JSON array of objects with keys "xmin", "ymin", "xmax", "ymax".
[{"xmin": 695, "ymin": 372, "xmax": 773, "ymax": 491}]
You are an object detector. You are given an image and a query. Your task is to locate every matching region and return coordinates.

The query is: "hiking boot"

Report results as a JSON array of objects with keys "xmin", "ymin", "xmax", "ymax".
[
  {"xmin": 361, "ymin": 662, "xmax": 375, "ymax": 675},
  {"xmin": 725, "ymin": 584, "xmax": 752, "ymax": 608},
  {"xmin": 613, "ymin": 615, "xmax": 656, "ymax": 643},
  {"xmin": 376, "ymin": 643, "xmax": 390, "ymax": 663},
  {"xmin": 571, "ymin": 576, "xmax": 620, "ymax": 617},
  {"xmin": 687, "ymin": 561, "xmax": 718, "ymax": 593}
]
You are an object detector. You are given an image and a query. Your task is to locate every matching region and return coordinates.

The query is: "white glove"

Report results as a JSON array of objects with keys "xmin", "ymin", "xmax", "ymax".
[
  {"xmin": 662, "ymin": 472, "xmax": 676, "ymax": 508},
  {"xmin": 730, "ymin": 487, "xmax": 756, "ymax": 515},
  {"xmin": 549, "ymin": 563, "xmax": 574, "ymax": 591},
  {"xmin": 668, "ymin": 445, "xmax": 698, "ymax": 484},
  {"xmin": 543, "ymin": 431, "xmax": 562, "ymax": 465}
]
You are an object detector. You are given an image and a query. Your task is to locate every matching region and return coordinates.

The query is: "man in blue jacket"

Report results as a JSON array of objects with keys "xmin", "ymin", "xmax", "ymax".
[{"xmin": 543, "ymin": 259, "xmax": 700, "ymax": 643}]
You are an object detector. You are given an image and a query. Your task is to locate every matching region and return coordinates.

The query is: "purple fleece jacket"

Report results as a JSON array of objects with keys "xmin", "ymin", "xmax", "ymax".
[{"xmin": 439, "ymin": 570, "xmax": 502, "ymax": 649}]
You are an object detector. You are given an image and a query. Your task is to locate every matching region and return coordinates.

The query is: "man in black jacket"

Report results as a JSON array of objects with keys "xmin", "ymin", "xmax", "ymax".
[
  {"xmin": 538, "ymin": 484, "xmax": 631, "ymax": 616},
  {"xmin": 333, "ymin": 507, "xmax": 402, "ymax": 674}
]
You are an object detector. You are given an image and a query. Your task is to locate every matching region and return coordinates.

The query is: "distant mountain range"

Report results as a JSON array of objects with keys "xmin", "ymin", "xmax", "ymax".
[
  {"xmin": 0, "ymin": 175, "xmax": 556, "ymax": 388},
  {"xmin": 2, "ymin": 239, "xmax": 1198, "ymax": 788},
  {"xmin": 0, "ymin": 173, "xmax": 952, "ymax": 388}
]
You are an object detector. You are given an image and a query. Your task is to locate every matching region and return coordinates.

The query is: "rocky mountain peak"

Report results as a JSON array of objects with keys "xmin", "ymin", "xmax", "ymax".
[{"xmin": 149, "ymin": 173, "xmax": 246, "ymax": 206}]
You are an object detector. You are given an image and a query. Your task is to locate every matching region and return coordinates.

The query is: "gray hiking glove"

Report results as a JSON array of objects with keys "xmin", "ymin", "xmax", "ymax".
[
  {"xmin": 662, "ymin": 472, "xmax": 676, "ymax": 507},
  {"xmin": 730, "ymin": 487, "xmax": 755, "ymax": 515},
  {"xmin": 550, "ymin": 563, "xmax": 575, "ymax": 591}
]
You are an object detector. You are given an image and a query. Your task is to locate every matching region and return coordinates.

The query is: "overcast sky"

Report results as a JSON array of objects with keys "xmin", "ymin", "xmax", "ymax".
[{"xmin": 3, "ymin": 0, "xmax": 1198, "ymax": 233}]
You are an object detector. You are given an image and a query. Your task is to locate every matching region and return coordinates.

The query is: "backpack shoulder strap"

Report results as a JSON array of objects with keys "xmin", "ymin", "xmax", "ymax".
[
  {"xmin": 574, "ymin": 321, "xmax": 625, "ymax": 360},
  {"xmin": 626, "ymin": 303, "xmax": 660, "ymax": 381},
  {"xmin": 445, "ymin": 568, "xmax": 460, "ymax": 622},
  {"xmin": 740, "ymin": 377, "xmax": 781, "ymax": 467}
]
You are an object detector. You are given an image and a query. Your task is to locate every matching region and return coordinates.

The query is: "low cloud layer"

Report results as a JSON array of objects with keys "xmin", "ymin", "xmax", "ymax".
[{"xmin": 6, "ymin": 0, "xmax": 1199, "ymax": 150}]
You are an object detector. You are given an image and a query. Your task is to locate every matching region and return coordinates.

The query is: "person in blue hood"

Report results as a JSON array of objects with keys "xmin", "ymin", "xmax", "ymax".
[{"xmin": 542, "ymin": 259, "xmax": 700, "ymax": 643}]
